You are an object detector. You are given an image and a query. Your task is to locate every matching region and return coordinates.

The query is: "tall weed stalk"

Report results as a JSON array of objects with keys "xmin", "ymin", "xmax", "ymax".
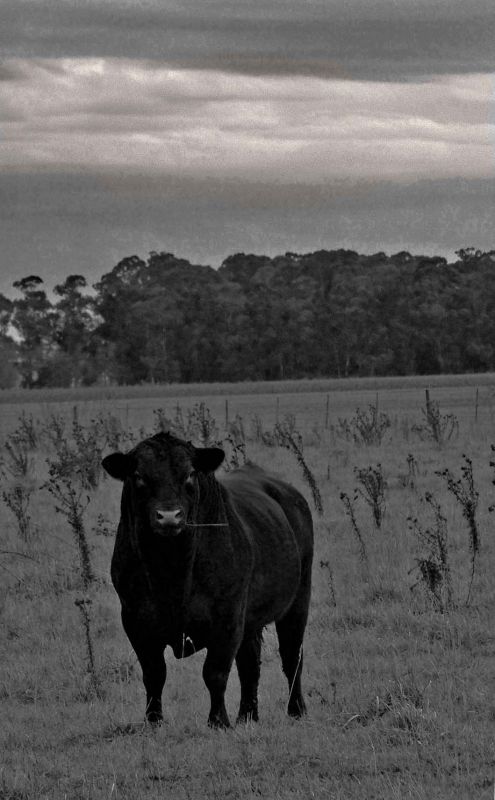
[
  {"xmin": 1, "ymin": 484, "xmax": 36, "ymax": 543},
  {"xmin": 413, "ymin": 391, "xmax": 458, "ymax": 446},
  {"xmin": 44, "ymin": 463, "xmax": 100, "ymax": 696},
  {"xmin": 2, "ymin": 436, "xmax": 31, "ymax": 479},
  {"xmin": 1, "ymin": 422, "xmax": 37, "ymax": 542},
  {"xmin": 75, "ymin": 597, "xmax": 102, "ymax": 697},
  {"xmin": 44, "ymin": 465, "xmax": 94, "ymax": 589},
  {"xmin": 340, "ymin": 491, "xmax": 369, "ymax": 571},
  {"xmin": 275, "ymin": 418, "xmax": 323, "ymax": 515},
  {"xmin": 398, "ymin": 453, "xmax": 419, "ymax": 491},
  {"xmin": 335, "ymin": 404, "xmax": 391, "ymax": 446},
  {"xmin": 354, "ymin": 464, "xmax": 387, "ymax": 528},
  {"xmin": 153, "ymin": 402, "xmax": 221, "ymax": 446},
  {"xmin": 408, "ymin": 492, "xmax": 453, "ymax": 612},
  {"xmin": 223, "ymin": 435, "xmax": 247, "ymax": 471},
  {"xmin": 436, "ymin": 456, "xmax": 480, "ymax": 606}
]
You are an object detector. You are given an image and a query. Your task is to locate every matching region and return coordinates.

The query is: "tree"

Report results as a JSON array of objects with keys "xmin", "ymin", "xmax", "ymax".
[
  {"xmin": 11, "ymin": 276, "xmax": 55, "ymax": 386},
  {"xmin": 52, "ymin": 275, "xmax": 96, "ymax": 385},
  {"xmin": 7, "ymin": 245, "xmax": 495, "ymax": 387},
  {"xmin": 92, "ymin": 256, "xmax": 148, "ymax": 383}
]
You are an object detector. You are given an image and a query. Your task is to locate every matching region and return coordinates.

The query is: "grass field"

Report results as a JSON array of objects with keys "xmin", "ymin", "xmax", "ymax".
[{"xmin": 1, "ymin": 375, "xmax": 494, "ymax": 799}]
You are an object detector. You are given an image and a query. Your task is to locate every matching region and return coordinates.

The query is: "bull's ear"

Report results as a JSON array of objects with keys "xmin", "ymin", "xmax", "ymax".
[
  {"xmin": 193, "ymin": 447, "xmax": 225, "ymax": 473},
  {"xmin": 102, "ymin": 452, "xmax": 132, "ymax": 481}
]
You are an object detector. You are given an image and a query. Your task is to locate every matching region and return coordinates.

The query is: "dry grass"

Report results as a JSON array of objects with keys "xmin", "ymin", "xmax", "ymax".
[{"xmin": 1, "ymin": 377, "xmax": 494, "ymax": 799}]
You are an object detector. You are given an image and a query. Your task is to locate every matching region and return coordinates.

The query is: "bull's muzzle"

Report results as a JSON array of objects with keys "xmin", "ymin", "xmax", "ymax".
[{"xmin": 155, "ymin": 508, "xmax": 185, "ymax": 534}]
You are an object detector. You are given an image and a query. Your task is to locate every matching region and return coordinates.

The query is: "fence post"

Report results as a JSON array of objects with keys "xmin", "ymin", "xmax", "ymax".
[
  {"xmin": 225, "ymin": 398, "xmax": 229, "ymax": 429},
  {"xmin": 475, "ymin": 388, "xmax": 479, "ymax": 423},
  {"xmin": 325, "ymin": 394, "xmax": 330, "ymax": 429},
  {"xmin": 276, "ymin": 396, "xmax": 280, "ymax": 424}
]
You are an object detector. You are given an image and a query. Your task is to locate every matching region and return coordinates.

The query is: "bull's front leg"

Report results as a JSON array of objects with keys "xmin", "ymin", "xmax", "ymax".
[
  {"xmin": 122, "ymin": 611, "xmax": 167, "ymax": 724},
  {"xmin": 202, "ymin": 619, "xmax": 244, "ymax": 728}
]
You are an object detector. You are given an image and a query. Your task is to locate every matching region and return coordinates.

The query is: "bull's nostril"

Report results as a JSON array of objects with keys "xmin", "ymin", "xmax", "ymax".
[{"xmin": 156, "ymin": 508, "xmax": 184, "ymax": 526}]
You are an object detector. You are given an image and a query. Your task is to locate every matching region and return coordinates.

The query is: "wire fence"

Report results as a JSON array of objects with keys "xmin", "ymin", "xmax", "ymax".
[{"xmin": 0, "ymin": 384, "xmax": 493, "ymax": 441}]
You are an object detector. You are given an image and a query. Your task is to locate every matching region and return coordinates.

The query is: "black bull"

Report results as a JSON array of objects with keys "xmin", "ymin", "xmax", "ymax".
[{"xmin": 102, "ymin": 432, "xmax": 314, "ymax": 728}]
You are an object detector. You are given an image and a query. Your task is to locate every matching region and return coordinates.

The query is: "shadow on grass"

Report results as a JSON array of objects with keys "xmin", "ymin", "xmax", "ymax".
[
  {"xmin": 103, "ymin": 720, "xmax": 159, "ymax": 740},
  {"xmin": 63, "ymin": 720, "xmax": 155, "ymax": 748}
]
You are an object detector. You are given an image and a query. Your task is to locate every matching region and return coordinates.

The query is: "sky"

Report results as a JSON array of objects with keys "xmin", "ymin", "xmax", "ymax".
[{"xmin": 1, "ymin": 0, "xmax": 494, "ymax": 297}]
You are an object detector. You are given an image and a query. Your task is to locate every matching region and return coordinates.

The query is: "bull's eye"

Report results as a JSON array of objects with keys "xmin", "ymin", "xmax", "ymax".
[
  {"xmin": 185, "ymin": 470, "xmax": 196, "ymax": 495},
  {"xmin": 134, "ymin": 473, "xmax": 147, "ymax": 489}
]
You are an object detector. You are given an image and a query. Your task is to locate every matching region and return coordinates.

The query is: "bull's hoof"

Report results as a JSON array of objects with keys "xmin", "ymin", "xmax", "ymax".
[
  {"xmin": 145, "ymin": 712, "xmax": 163, "ymax": 726},
  {"xmin": 236, "ymin": 707, "xmax": 259, "ymax": 724},
  {"xmin": 207, "ymin": 714, "xmax": 230, "ymax": 729},
  {"xmin": 288, "ymin": 699, "xmax": 307, "ymax": 718}
]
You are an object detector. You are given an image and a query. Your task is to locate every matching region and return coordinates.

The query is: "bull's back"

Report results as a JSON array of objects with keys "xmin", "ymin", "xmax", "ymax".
[{"xmin": 220, "ymin": 466, "xmax": 313, "ymax": 627}]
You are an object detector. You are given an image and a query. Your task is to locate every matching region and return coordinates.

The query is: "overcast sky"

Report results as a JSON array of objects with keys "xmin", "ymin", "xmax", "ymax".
[{"xmin": 1, "ymin": 1, "xmax": 494, "ymax": 297}]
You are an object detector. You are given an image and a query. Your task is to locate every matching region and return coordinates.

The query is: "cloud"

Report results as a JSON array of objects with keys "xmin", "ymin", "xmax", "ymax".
[
  {"xmin": 1, "ymin": 60, "xmax": 493, "ymax": 183},
  {"xmin": 1, "ymin": 169, "xmax": 494, "ymax": 297},
  {"xmin": 2, "ymin": 0, "xmax": 495, "ymax": 78}
]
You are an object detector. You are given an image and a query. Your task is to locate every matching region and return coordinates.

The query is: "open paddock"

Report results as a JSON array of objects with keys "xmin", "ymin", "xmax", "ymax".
[{"xmin": 0, "ymin": 374, "xmax": 494, "ymax": 799}]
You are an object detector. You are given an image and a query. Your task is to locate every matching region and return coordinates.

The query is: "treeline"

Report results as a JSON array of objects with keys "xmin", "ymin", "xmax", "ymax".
[{"xmin": 1, "ymin": 247, "xmax": 495, "ymax": 388}]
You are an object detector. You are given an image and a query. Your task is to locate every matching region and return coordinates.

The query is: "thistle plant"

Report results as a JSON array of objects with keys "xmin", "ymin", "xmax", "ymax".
[
  {"xmin": 2, "ymin": 483, "xmax": 36, "ymax": 543},
  {"xmin": 398, "ymin": 453, "xmax": 419, "ymax": 491},
  {"xmin": 192, "ymin": 402, "xmax": 220, "ymax": 447},
  {"xmin": 75, "ymin": 597, "xmax": 102, "ymax": 698},
  {"xmin": 2, "ymin": 436, "xmax": 31, "ymax": 479},
  {"xmin": 1, "ymin": 426, "xmax": 37, "ymax": 542},
  {"xmin": 44, "ymin": 461, "xmax": 100, "ymax": 696},
  {"xmin": 319, "ymin": 559, "xmax": 337, "ymax": 607},
  {"xmin": 413, "ymin": 391, "xmax": 458, "ymax": 446},
  {"xmin": 436, "ymin": 456, "xmax": 479, "ymax": 606},
  {"xmin": 354, "ymin": 463, "xmax": 387, "ymax": 529},
  {"xmin": 226, "ymin": 414, "xmax": 246, "ymax": 446},
  {"xmin": 250, "ymin": 414, "xmax": 277, "ymax": 446},
  {"xmin": 408, "ymin": 492, "xmax": 453, "ymax": 612},
  {"xmin": 222, "ymin": 434, "xmax": 247, "ymax": 472},
  {"xmin": 44, "ymin": 412, "xmax": 67, "ymax": 452},
  {"xmin": 95, "ymin": 410, "xmax": 135, "ymax": 450},
  {"xmin": 153, "ymin": 402, "xmax": 221, "ymax": 446},
  {"xmin": 44, "ymin": 464, "xmax": 94, "ymax": 589},
  {"xmin": 275, "ymin": 418, "xmax": 323, "ymax": 515},
  {"xmin": 340, "ymin": 491, "xmax": 369, "ymax": 569},
  {"xmin": 14, "ymin": 411, "xmax": 39, "ymax": 450},
  {"xmin": 45, "ymin": 408, "xmax": 105, "ymax": 491},
  {"xmin": 153, "ymin": 407, "xmax": 172, "ymax": 434},
  {"xmin": 71, "ymin": 408, "xmax": 105, "ymax": 489},
  {"xmin": 335, "ymin": 403, "xmax": 391, "ymax": 446}
]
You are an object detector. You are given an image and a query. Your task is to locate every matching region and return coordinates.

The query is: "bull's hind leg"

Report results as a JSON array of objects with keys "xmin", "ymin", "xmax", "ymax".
[
  {"xmin": 122, "ymin": 612, "xmax": 166, "ymax": 724},
  {"xmin": 235, "ymin": 629, "xmax": 262, "ymax": 723},
  {"xmin": 275, "ymin": 585, "xmax": 311, "ymax": 718}
]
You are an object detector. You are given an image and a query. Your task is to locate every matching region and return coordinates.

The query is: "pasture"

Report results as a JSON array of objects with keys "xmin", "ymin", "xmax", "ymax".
[{"xmin": 1, "ymin": 375, "xmax": 494, "ymax": 799}]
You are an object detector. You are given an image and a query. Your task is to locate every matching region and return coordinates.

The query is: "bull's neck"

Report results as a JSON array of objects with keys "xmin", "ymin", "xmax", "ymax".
[
  {"xmin": 193, "ymin": 473, "xmax": 228, "ymax": 527},
  {"xmin": 135, "ymin": 519, "xmax": 198, "ymax": 580}
]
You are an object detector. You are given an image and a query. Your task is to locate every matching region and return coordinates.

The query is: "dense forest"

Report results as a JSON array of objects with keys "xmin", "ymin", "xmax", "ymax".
[{"xmin": 1, "ymin": 247, "xmax": 495, "ymax": 388}]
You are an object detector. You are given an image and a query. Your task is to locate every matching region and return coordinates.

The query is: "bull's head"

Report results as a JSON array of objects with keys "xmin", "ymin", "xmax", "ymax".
[{"xmin": 102, "ymin": 433, "xmax": 225, "ymax": 537}]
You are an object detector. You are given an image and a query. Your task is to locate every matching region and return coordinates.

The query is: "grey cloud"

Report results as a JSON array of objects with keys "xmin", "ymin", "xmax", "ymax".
[
  {"xmin": 0, "ymin": 62, "xmax": 29, "ymax": 81},
  {"xmin": 1, "ymin": 0, "xmax": 495, "ymax": 78},
  {"xmin": 1, "ymin": 169, "xmax": 494, "ymax": 297}
]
